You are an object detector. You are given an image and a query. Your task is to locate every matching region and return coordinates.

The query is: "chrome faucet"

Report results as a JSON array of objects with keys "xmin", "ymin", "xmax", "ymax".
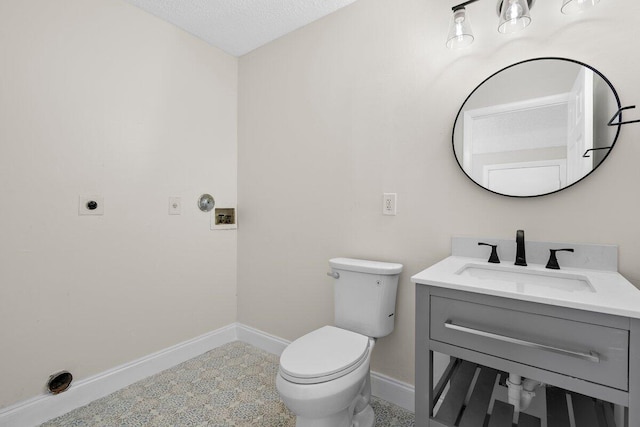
[{"xmin": 515, "ymin": 229, "xmax": 527, "ymax": 266}]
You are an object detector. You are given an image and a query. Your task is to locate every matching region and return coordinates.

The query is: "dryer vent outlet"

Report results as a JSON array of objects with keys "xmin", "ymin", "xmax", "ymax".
[{"xmin": 47, "ymin": 371, "xmax": 73, "ymax": 394}]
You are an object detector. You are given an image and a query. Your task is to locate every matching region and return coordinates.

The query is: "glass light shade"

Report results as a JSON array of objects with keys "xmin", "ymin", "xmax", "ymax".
[
  {"xmin": 498, "ymin": 0, "xmax": 531, "ymax": 34},
  {"xmin": 561, "ymin": 0, "xmax": 600, "ymax": 14},
  {"xmin": 446, "ymin": 8, "xmax": 474, "ymax": 49}
]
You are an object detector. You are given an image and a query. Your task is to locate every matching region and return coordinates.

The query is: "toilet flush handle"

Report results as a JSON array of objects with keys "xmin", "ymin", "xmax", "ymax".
[{"xmin": 327, "ymin": 272, "xmax": 340, "ymax": 279}]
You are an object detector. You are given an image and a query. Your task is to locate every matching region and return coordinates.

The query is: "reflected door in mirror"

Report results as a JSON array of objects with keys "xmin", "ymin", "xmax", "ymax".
[{"xmin": 453, "ymin": 58, "xmax": 620, "ymax": 197}]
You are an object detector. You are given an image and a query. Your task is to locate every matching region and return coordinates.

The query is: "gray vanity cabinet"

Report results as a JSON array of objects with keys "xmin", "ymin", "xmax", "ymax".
[{"xmin": 415, "ymin": 285, "xmax": 640, "ymax": 427}]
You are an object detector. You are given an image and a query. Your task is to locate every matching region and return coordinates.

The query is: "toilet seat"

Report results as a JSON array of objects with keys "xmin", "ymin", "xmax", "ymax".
[{"xmin": 279, "ymin": 326, "xmax": 370, "ymax": 385}]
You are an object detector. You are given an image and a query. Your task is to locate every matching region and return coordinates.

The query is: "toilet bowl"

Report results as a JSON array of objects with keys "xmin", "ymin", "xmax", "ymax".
[
  {"xmin": 276, "ymin": 326, "xmax": 375, "ymax": 427},
  {"xmin": 276, "ymin": 258, "xmax": 403, "ymax": 427}
]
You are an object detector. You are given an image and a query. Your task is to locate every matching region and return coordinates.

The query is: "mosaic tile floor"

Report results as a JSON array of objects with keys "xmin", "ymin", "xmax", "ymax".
[{"xmin": 41, "ymin": 341, "xmax": 415, "ymax": 426}]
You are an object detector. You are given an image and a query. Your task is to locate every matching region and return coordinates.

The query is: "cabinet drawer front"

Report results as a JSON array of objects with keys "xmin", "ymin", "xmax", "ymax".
[{"xmin": 430, "ymin": 296, "xmax": 629, "ymax": 390}]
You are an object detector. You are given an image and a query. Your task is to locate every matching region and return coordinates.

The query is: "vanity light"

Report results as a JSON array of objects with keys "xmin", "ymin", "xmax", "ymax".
[
  {"xmin": 498, "ymin": 0, "xmax": 531, "ymax": 33},
  {"xmin": 561, "ymin": 0, "xmax": 599, "ymax": 14},
  {"xmin": 446, "ymin": 0, "xmax": 597, "ymax": 49},
  {"xmin": 446, "ymin": 7, "xmax": 474, "ymax": 49}
]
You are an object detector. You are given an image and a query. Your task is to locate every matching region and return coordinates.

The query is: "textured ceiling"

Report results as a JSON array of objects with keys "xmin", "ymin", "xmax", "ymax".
[{"xmin": 124, "ymin": 0, "xmax": 357, "ymax": 56}]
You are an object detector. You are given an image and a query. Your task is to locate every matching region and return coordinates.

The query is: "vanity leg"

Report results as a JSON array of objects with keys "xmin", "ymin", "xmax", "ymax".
[
  {"xmin": 416, "ymin": 285, "xmax": 433, "ymax": 427},
  {"xmin": 629, "ymin": 318, "xmax": 640, "ymax": 427}
]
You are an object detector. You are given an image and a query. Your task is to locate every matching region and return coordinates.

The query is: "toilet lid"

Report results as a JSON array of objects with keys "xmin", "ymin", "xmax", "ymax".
[{"xmin": 279, "ymin": 326, "xmax": 370, "ymax": 384}]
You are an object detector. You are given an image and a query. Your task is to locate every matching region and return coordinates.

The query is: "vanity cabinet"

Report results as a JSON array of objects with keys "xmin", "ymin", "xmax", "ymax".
[{"xmin": 415, "ymin": 285, "xmax": 640, "ymax": 427}]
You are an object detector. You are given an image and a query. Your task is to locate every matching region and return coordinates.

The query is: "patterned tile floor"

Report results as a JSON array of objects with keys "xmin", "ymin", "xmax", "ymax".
[{"xmin": 41, "ymin": 341, "xmax": 415, "ymax": 426}]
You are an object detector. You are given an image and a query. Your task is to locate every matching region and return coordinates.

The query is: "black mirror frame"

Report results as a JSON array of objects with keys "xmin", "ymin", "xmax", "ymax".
[{"xmin": 452, "ymin": 57, "xmax": 622, "ymax": 198}]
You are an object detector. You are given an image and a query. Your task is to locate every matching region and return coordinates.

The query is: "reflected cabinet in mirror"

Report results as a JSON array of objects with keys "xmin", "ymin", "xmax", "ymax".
[{"xmin": 453, "ymin": 58, "xmax": 621, "ymax": 197}]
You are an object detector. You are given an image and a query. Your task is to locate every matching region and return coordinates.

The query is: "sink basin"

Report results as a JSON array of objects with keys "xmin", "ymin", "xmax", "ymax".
[{"xmin": 455, "ymin": 264, "xmax": 595, "ymax": 293}]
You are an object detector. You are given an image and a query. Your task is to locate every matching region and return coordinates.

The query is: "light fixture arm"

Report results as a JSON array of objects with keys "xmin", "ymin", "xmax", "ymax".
[
  {"xmin": 452, "ymin": 0, "xmax": 482, "ymax": 11},
  {"xmin": 452, "ymin": 0, "xmax": 535, "ymax": 14}
]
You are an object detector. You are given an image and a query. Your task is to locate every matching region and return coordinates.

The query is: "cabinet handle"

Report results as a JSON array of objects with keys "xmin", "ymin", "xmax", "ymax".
[{"xmin": 444, "ymin": 321, "xmax": 600, "ymax": 363}]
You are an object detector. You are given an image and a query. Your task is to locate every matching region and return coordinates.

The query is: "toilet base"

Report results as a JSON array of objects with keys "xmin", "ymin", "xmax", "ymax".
[
  {"xmin": 295, "ymin": 408, "xmax": 351, "ymax": 427},
  {"xmin": 352, "ymin": 404, "xmax": 374, "ymax": 427},
  {"xmin": 294, "ymin": 404, "xmax": 374, "ymax": 427}
]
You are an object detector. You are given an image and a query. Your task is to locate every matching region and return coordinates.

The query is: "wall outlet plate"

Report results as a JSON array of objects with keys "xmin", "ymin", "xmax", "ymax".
[
  {"xmin": 79, "ymin": 196, "xmax": 104, "ymax": 215},
  {"xmin": 383, "ymin": 193, "xmax": 397, "ymax": 216}
]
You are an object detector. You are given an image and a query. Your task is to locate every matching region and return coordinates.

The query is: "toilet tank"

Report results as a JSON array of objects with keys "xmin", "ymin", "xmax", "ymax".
[{"xmin": 329, "ymin": 258, "xmax": 403, "ymax": 338}]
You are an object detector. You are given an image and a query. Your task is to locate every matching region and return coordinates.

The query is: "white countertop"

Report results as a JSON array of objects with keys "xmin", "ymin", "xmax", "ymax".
[{"xmin": 411, "ymin": 256, "xmax": 640, "ymax": 319}]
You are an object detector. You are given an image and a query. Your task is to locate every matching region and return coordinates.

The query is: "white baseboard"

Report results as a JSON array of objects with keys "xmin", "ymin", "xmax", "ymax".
[
  {"xmin": 0, "ymin": 322, "xmax": 414, "ymax": 426},
  {"xmin": 235, "ymin": 323, "xmax": 415, "ymax": 412},
  {"xmin": 370, "ymin": 371, "xmax": 415, "ymax": 412},
  {"xmin": 0, "ymin": 324, "xmax": 237, "ymax": 427},
  {"xmin": 235, "ymin": 323, "xmax": 289, "ymax": 355}
]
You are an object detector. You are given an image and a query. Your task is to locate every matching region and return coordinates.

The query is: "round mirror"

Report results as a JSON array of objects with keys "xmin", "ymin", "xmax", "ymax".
[{"xmin": 453, "ymin": 58, "xmax": 621, "ymax": 197}]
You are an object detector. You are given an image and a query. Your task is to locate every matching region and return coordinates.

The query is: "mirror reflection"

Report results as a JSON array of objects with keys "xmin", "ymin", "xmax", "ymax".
[{"xmin": 453, "ymin": 58, "xmax": 620, "ymax": 197}]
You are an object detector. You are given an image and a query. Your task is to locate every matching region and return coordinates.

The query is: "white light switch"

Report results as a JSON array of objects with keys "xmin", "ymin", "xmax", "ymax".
[
  {"xmin": 383, "ymin": 193, "xmax": 397, "ymax": 215},
  {"xmin": 168, "ymin": 197, "xmax": 181, "ymax": 215}
]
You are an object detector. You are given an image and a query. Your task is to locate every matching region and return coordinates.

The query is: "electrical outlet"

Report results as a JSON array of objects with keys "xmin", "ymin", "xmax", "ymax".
[
  {"xmin": 168, "ymin": 197, "xmax": 181, "ymax": 215},
  {"xmin": 383, "ymin": 193, "xmax": 397, "ymax": 215}
]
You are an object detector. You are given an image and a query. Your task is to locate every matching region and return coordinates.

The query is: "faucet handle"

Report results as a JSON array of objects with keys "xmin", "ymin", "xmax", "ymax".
[
  {"xmin": 546, "ymin": 248, "xmax": 575, "ymax": 270},
  {"xmin": 478, "ymin": 242, "xmax": 500, "ymax": 264}
]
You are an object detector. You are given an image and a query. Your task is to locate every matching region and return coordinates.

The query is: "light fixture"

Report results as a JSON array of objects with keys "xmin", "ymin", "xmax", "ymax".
[
  {"xmin": 446, "ymin": 0, "xmax": 597, "ymax": 49},
  {"xmin": 498, "ymin": 0, "xmax": 531, "ymax": 33},
  {"xmin": 446, "ymin": 7, "xmax": 474, "ymax": 49},
  {"xmin": 561, "ymin": 0, "xmax": 600, "ymax": 14}
]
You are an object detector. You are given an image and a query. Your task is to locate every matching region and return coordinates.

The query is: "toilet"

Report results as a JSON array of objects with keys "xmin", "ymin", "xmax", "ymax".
[{"xmin": 276, "ymin": 258, "xmax": 403, "ymax": 427}]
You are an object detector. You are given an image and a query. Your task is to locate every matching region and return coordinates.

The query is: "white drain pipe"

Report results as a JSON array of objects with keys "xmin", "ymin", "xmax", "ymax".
[{"xmin": 506, "ymin": 374, "xmax": 543, "ymax": 421}]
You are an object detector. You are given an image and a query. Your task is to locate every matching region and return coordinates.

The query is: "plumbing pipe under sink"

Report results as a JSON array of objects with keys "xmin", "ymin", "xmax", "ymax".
[{"xmin": 506, "ymin": 373, "xmax": 544, "ymax": 423}]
